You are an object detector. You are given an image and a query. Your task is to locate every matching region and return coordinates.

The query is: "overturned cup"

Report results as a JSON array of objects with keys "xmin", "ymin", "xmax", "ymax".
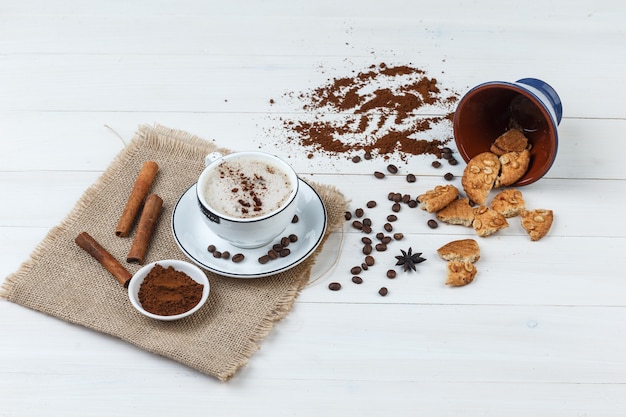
[
  {"xmin": 453, "ymin": 78, "xmax": 563, "ymax": 186},
  {"xmin": 196, "ymin": 151, "xmax": 299, "ymax": 249}
]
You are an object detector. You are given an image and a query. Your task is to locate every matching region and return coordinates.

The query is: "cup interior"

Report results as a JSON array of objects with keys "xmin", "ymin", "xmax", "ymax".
[
  {"xmin": 197, "ymin": 151, "xmax": 298, "ymax": 222},
  {"xmin": 453, "ymin": 82, "xmax": 559, "ymax": 186}
]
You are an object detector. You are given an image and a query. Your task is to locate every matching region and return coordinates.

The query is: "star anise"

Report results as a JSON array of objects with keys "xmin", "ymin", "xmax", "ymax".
[{"xmin": 395, "ymin": 247, "xmax": 426, "ymax": 272}]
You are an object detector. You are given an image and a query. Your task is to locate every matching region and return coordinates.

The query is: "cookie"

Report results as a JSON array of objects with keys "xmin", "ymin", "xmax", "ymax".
[
  {"xmin": 445, "ymin": 261, "xmax": 477, "ymax": 287},
  {"xmin": 490, "ymin": 129, "xmax": 529, "ymax": 156},
  {"xmin": 495, "ymin": 149, "xmax": 530, "ymax": 188},
  {"xmin": 437, "ymin": 239, "xmax": 480, "ymax": 263},
  {"xmin": 436, "ymin": 197, "xmax": 475, "ymax": 227},
  {"xmin": 461, "ymin": 152, "xmax": 500, "ymax": 205},
  {"xmin": 490, "ymin": 188, "xmax": 525, "ymax": 218},
  {"xmin": 417, "ymin": 184, "xmax": 459, "ymax": 213},
  {"xmin": 520, "ymin": 209, "xmax": 554, "ymax": 241},
  {"xmin": 472, "ymin": 205, "xmax": 509, "ymax": 237}
]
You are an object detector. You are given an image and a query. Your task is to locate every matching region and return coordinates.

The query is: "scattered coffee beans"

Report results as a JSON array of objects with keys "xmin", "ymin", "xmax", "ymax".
[
  {"xmin": 352, "ymin": 276, "xmax": 363, "ymax": 284},
  {"xmin": 387, "ymin": 164, "xmax": 398, "ymax": 174},
  {"xmin": 374, "ymin": 171, "xmax": 385, "ymax": 179},
  {"xmin": 363, "ymin": 244, "xmax": 373, "ymax": 255},
  {"xmin": 221, "ymin": 251, "xmax": 230, "ymax": 260},
  {"xmin": 361, "ymin": 237, "xmax": 372, "ymax": 244},
  {"xmin": 292, "ymin": 215, "xmax": 299, "ymax": 223},
  {"xmin": 328, "ymin": 282, "xmax": 342, "ymax": 291},
  {"xmin": 351, "ymin": 266, "xmax": 362, "ymax": 275},
  {"xmin": 431, "ymin": 160, "xmax": 442, "ymax": 168},
  {"xmin": 406, "ymin": 173, "xmax": 416, "ymax": 183},
  {"xmin": 344, "ymin": 211, "xmax": 352, "ymax": 221},
  {"xmin": 232, "ymin": 253, "xmax": 245, "ymax": 263},
  {"xmin": 387, "ymin": 214, "xmax": 398, "ymax": 222},
  {"xmin": 207, "ymin": 244, "xmax": 216, "ymax": 253},
  {"xmin": 427, "ymin": 219, "xmax": 439, "ymax": 229},
  {"xmin": 444, "ymin": 172, "xmax": 454, "ymax": 181},
  {"xmin": 366, "ymin": 200, "xmax": 377, "ymax": 208},
  {"xmin": 379, "ymin": 287, "xmax": 389, "ymax": 296},
  {"xmin": 384, "ymin": 223, "xmax": 393, "ymax": 232},
  {"xmin": 355, "ymin": 208, "xmax": 364, "ymax": 217},
  {"xmin": 365, "ymin": 255, "xmax": 375, "ymax": 266},
  {"xmin": 352, "ymin": 155, "xmax": 361, "ymax": 163},
  {"xmin": 392, "ymin": 203, "xmax": 401, "ymax": 212},
  {"xmin": 386, "ymin": 270, "xmax": 397, "ymax": 278},
  {"xmin": 393, "ymin": 233, "xmax": 404, "ymax": 240}
]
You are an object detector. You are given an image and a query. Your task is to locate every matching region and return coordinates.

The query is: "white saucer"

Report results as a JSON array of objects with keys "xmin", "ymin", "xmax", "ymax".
[{"xmin": 171, "ymin": 179, "xmax": 327, "ymax": 278}]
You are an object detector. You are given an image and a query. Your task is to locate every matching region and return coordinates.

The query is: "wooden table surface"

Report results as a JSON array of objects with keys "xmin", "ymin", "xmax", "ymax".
[{"xmin": 2, "ymin": 1, "xmax": 625, "ymax": 415}]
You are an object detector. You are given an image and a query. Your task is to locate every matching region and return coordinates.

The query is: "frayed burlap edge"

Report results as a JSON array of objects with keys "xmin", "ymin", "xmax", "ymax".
[
  {"xmin": 0, "ymin": 124, "xmax": 348, "ymax": 382},
  {"xmin": 0, "ymin": 123, "xmax": 222, "ymax": 298}
]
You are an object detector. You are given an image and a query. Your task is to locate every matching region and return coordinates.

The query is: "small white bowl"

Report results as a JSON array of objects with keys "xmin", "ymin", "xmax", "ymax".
[{"xmin": 128, "ymin": 259, "xmax": 210, "ymax": 321}]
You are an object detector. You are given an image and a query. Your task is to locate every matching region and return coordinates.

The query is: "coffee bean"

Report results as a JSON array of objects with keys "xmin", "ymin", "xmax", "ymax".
[
  {"xmin": 289, "ymin": 234, "xmax": 298, "ymax": 242},
  {"xmin": 379, "ymin": 287, "xmax": 389, "ymax": 296},
  {"xmin": 207, "ymin": 244, "xmax": 216, "ymax": 253},
  {"xmin": 352, "ymin": 220, "xmax": 363, "ymax": 230},
  {"xmin": 361, "ymin": 237, "xmax": 372, "ymax": 244},
  {"xmin": 387, "ymin": 164, "xmax": 398, "ymax": 174},
  {"xmin": 351, "ymin": 266, "xmax": 362, "ymax": 275},
  {"xmin": 442, "ymin": 152, "xmax": 452, "ymax": 160},
  {"xmin": 362, "ymin": 225, "xmax": 372, "ymax": 234},
  {"xmin": 352, "ymin": 276, "xmax": 363, "ymax": 284},
  {"xmin": 407, "ymin": 200, "xmax": 418, "ymax": 208},
  {"xmin": 366, "ymin": 200, "xmax": 377, "ymax": 208},
  {"xmin": 393, "ymin": 233, "xmax": 404, "ymax": 240},
  {"xmin": 328, "ymin": 282, "xmax": 342, "ymax": 291},
  {"xmin": 386, "ymin": 270, "xmax": 397, "ymax": 279},
  {"xmin": 364, "ymin": 151, "xmax": 372, "ymax": 160},
  {"xmin": 384, "ymin": 223, "xmax": 393, "ymax": 232},
  {"xmin": 355, "ymin": 208, "xmax": 364, "ymax": 217},
  {"xmin": 268, "ymin": 249, "xmax": 279, "ymax": 259},
  {"xmin": 365, "ymin": 255, "xmax": 375, "ymax": 266},
  {"xmin": 406, "ymin": 173, "xmax": 416, "ymax": 183},
  {"xmin": 376, "ymin": 232, "xmax": 385, "ymax": 240},
  {"xmin": 448, "ymin": 157, "xmax": 458, "ymax": 166},
  {"xmin": 280, "ymin": 248, "xmax": 291, "ymax": 257},
  {"xmin": 352, "ymin": 155, "xmax": 361, "ymax": 163},
  {"xmin": 213, "ymin": 251, "xmax": 222, "ymax": 258},
  {"xmin": 292, "ymin": 215, "xmax": 299, "ymax": 223},
  {"xmin": 363, "ymin": 218, "xmax": 372, "ymax": 227},
  {"xmin": 387, "ymin": 192, "xmax": 395, "ymax": 201},
  {"xmin": 221, "ymin": 251, "xmax": 230, "ymax": 260},
  {"xmin": 392, "ymin": 203, "xmax": 401, "ymax": 212},
  {"xmin": 375, "ymin": 243, "xmax": 387, "ymax": 252},
  {"xmin": 344, "ymin": 211, "xmax": 352, "ymax": 221},
  {"xmin": 374, "ymin": 171, "xmax": 385, "ymax": 179},
  {"xmin": 258, "ymin": 255, "xmax": 271, "ymax": 264},
  {"xmin": 427, "ymin": 219, "xmax": 439, "ymax": 229},
  {"xmin": 387, "ymin": 214, "xmax": 398, "ymax": 222},
  {"xmin": 281, "ymin": 236, "xmax": 290, "ymax": 247},
  {"xmin": 432, "ymin": 160, "xmax": 442, "ymax": 168},
  {"xmin": 381, "ymin": 236, "xmax": 392, "ymax": 244},
  {"xmin": 361, "ymin": 263, "xmax": 369, "ymax": 271},
  {"xmin": 273, "ymin": 244, "xmax": 283, "ymax": 252},
  {"xmin": 402, "ymin": 194, "xmax": 411, "ymax": 204},
  {"xmin": 232, "ymin": 253, "xmax": 245, "ymax": 263},
  {"xmin": 444, "ymin": 172, "xmax": 454, "ymax": 181},
  {"xmin": 442, "ymin": 146, "xmax": 452, "ymax": 154},
  {"xmin": 363, "ymin": 244, "xmax": 373, "ymax": 255},
  {"xmin": 392, "ymin": 193, "xmax": 402, "ymax": 203}
]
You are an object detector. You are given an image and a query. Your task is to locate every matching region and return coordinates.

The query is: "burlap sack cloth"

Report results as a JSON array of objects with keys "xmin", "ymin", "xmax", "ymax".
[{"xmin": 0, "ymin": 124, "xmax": 348, "ymax": 381}]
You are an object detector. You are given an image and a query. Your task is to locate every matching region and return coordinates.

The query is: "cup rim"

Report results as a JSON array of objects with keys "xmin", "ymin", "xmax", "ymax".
[{"xmin": 196, "ymin": 151, "xmax": 299, "ymax": 223}]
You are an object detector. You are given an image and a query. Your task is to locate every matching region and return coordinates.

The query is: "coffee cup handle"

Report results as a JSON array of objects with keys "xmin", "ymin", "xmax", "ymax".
[{"xmin": 205, "ymin": 152, "xmax": 224, "ymax": 167}]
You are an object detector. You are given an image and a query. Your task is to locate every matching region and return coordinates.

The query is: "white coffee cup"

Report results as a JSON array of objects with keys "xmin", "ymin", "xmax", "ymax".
[{"xmin": 196, "ymin": 151, "xmax": 299, "ymax": 249}]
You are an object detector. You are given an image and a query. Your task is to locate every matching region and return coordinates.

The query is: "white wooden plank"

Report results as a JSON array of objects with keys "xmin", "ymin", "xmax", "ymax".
[{"xmin": 1, "ymin": 112, "xmax": 625, "ymax": 181}]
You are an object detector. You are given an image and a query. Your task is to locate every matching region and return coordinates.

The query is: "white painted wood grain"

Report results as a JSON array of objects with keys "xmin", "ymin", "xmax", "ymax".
[{"xmin": 2, "ymin": 0, "xmax": 626, "ymax": 416}]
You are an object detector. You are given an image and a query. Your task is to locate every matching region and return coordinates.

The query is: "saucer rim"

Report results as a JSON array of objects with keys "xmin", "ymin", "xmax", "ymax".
[{"xmin": 171, "ymin": 179, "xmax": 327, "ymax": 278}]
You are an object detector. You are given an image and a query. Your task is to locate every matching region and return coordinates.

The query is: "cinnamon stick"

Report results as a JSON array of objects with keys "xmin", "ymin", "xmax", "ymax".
[
  {"xmin": 127, "ymin": 193, "xmax": 163, "ymax": 265},
  {"xmin": 75, "ymin": 232, "xmax": 133, "ymax": 288},
  {"xmin": 115, "ymin": 160, "xmax": 159, "ymax": 237}
]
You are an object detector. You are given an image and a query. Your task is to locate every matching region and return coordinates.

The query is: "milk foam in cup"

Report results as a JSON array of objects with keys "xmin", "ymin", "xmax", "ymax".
[{"xmin": 196, "ymin": 151, "xmax": 299, "ymax": 249}]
